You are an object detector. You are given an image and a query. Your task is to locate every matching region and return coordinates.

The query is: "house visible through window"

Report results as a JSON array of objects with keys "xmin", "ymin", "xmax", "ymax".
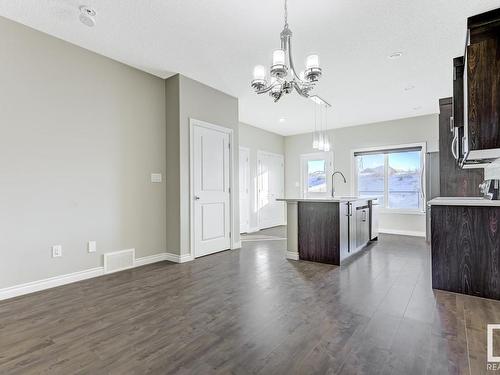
[{"xmin": 354, "ymin": 145, "xmax": 424, "ymax": 211}]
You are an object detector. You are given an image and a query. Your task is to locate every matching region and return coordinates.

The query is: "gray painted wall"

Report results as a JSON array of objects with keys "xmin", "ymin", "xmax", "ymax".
[
  {"xmin": 285, "ymin": 115, "xmax": 439, "ymax": 234},
  {"xmin": 0, "ymin": 17, "xmax": 167, "ymax": 288},
  {"xmin": 239, "ymin": 122, "xmax": 285, "ymax": 231},
  {"xmin": 166, "ymin": 74, "xmax": 240, "ymax": 255}
]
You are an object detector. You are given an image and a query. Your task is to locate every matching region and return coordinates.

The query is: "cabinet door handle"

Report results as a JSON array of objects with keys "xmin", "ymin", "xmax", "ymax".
[
  {"xmin": 451, "ymin": 132, "xmax": 458, "ymax": 160},
  {"xmin": 449, "ymin": 117, "xmax": 454, "ymax": 132}
]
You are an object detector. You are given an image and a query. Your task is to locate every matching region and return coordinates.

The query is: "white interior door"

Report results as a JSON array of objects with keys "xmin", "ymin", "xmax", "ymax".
[
  {"xmin": 239, "ymin": 147, "xmax": 250, "ymax": 233},
  {"xmin": 193, "ymin": 124, "xmax": 231, "ymax": 257},
  {"xmin": 258, "ymin": 151, "xmax": 285, "ymax": 229}
]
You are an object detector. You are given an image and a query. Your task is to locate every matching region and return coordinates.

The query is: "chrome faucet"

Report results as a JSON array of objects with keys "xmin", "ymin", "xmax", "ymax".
[{"xmin": 331, "ymin": 171, "xmax": 347, "ymax": 197}]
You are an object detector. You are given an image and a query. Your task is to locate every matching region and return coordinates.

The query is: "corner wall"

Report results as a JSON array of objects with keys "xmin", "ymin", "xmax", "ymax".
[{"xmin": 165, "ymin": 74, "xmax": 240, "ymax": 255}]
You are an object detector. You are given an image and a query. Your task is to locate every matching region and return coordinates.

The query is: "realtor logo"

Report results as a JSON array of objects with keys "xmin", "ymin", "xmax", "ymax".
[{"xmin": 488, "ymin": 324, "xmax": 500, "ymax": 371}]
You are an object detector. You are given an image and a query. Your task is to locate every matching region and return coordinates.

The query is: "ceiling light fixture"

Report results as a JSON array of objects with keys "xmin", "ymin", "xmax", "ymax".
[
  {"xmin": 388, "ymin": 52, "xmax": 403, "ymax": 59},
  {"xmin": 79, "ymin": 5, "xmax": 96, "ymax": 27},
  {"xmin": 279, "ymin": 118, "xmax": 286, "ymax": 123},
  {"xmin": 311, "ymin": 96, "xmax": 332, "ymax": 152},
  {"xmin": 251, "ymin": 0, "xmax": 323, "ymax": 102}
]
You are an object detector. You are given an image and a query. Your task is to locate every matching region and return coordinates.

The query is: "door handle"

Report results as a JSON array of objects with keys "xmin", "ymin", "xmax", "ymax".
[{"xmin": 194, "ymin": 196, "xmax": 200, "ymax": 200}]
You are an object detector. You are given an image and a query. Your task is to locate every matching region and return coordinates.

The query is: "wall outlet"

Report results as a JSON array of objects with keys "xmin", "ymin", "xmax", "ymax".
[
  {"xmin": 52, "ymin": 245, "xmax": 62, "ymax": 258},
  {"xmin": 151, "ymin": 173, "xmax": 162, "ymax": 183},
  {"xmin": 88, "ymin": 241, "xmax": 97, "ymax": 253}
]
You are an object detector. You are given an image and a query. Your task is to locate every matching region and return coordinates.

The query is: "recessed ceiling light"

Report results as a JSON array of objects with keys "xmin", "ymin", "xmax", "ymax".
[
  {"xmin": 79, "ymin": 5, "xmax": 96, "ymax": 27},
  {"xmin": 279, "ymin": 118, "xmax": 286, "ymax": 123},
  {"xmin": 388, "ymin": 52, "xmax": 404, "ymax": 59},
  {"xmin": 404, "ymin": 85, "xmax": 415, "ymax": 91}
]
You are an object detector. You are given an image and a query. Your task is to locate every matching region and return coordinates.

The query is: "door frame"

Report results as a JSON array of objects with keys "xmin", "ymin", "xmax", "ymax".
[
  {"xmin": 239, "ymin": 146, "xmax": 251, "ymax": 233},
  {"xmin": 257, "ymin": 150, "xmax": 285, "ymax": 229},
  {"xmin": 189, "ymin": 118, "xmax": 237, "ymax": 258}
]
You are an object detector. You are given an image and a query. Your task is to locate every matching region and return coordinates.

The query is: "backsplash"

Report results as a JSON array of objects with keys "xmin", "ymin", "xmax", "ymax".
[{"xmin": 484, "ymin": 159, "xmax": 500, "ymax": 180}]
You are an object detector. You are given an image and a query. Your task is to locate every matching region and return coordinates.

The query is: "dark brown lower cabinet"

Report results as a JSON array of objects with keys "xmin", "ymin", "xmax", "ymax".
[
  {"xmin": 298, "ymin": 202, "xmax": 340, "ymax": 265},
  {"xmin": 431, "ymin": 205, "xmax": 500, "ymax": 300}
]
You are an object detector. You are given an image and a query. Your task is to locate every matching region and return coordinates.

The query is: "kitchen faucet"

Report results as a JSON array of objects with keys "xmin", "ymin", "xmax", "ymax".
[{"xmin": 331, "ymin": 171, "xmax": 347, "ymax": 197}]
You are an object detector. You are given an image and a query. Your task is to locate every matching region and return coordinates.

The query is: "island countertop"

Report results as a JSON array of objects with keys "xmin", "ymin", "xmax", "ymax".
[
  {"xmin": 277, "ymin": 196, "xmax": 377, "ymax": 203},
  {"xmin": 428, "ymin": 197, "xmax": 500, "ymax": 207}
]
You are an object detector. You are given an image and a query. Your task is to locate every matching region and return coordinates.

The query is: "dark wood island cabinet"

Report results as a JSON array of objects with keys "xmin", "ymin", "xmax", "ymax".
[{"xmin": 430, "ymin": 198, "xmax": 500, "ymax": 300}]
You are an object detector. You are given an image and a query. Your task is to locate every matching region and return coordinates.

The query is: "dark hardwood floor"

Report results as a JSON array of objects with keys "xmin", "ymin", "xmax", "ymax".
[{"xmin": 1, "ymin": 233, "xmax": 499, "ymax": 374}]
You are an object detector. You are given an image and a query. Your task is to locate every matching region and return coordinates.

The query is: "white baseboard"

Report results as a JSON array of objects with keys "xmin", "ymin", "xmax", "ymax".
[
  {"xmin": 135, "ymin": 253, "xmax": 168, "ymax": 267},
  {"xmin": 232, "ymin": 241, "xmax": 242, "ymax": 249},
  {"xmin": 286, "ymin": 251, "xmax": 299, "ymax": 260},
  {"xmin": 165, "ymin": 252, "xmax": 194, "ymax": 263},
  {"xmin": 379, "ymin": 228, "xmax": 426, "ymax": 238},
  {"xmin": 0, "ymin": 267, "xmax": 105, "ymax": 301},
  {"xmin": 246, "ymin": 226, "xmax": 260, "ymax": 233},
  {"xmin": 0, "ymin": 251, "xmax": 194, "ymax": 301}
]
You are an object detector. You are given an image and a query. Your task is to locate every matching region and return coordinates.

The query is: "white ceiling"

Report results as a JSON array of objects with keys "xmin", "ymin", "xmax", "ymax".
[{"xmin": 1, "ymin": 0, "xmax": 499, "ymax": 135}]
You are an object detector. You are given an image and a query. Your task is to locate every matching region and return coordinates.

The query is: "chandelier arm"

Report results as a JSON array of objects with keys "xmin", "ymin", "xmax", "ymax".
[
  {"xmin": 293, "ymin": 82, "xmax": 311, "ymax": 98},
  {"xmin": 255, "ymin": 82, "xmax": 282, "ymax": 95},
  {"xmin": 285, "ymin": 32, "xmax": 306, "ymax": 84}
]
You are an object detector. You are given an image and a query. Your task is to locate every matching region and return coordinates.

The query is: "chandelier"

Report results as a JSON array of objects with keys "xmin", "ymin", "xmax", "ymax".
[{"xmin": 251, "ymin": 0, "xmax": 323, "ymax": 102}]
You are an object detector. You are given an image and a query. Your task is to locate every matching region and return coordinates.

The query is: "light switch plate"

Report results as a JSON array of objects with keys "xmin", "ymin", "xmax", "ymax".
[
  {"xmin": 88, "ymin": 241, "xmax": 97, "ymax": 253},
  {"xmin": 52, "ymin": 245, "xmax": 62, "ymax": 258},
  {"xmin": 151, "ymin": 173, "xmax": 162, "ymax": 183}
]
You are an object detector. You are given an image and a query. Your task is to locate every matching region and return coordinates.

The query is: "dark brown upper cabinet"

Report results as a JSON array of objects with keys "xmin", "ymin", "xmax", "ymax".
[{"xmin": 461, "ymin": 8, "xmax": 500, "ymax": 166}]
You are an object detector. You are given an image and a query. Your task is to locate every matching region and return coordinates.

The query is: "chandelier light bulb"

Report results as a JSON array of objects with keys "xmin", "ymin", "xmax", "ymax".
[
  {"xmin": 273, "ymin": 49, "xmax": 286, "ymax": 66},
  {"xmin": 306, "ymin": 54, "xmax": 320, "ymax": 70},
  {"xmin": 253, "ymin": 65, "xmax": 267, "ymax": 81},
  {"xmin": 324, "ymin": 136, "xmax": 331, "ymax": 152}
]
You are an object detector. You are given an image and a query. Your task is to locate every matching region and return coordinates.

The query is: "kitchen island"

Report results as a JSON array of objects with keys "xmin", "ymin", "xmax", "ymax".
[
  {"xmin": 429, "ymin": 197, "xmax": 500, "ymax": 300},
  {"xmin": 278, "ymin": 197, "xmax": 378, "ymax": 265}
]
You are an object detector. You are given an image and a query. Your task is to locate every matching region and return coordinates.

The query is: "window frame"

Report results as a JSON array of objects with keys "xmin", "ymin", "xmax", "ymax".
[
  {"xmin": 351, "ymin": 143, "xmax": 427, "ymax": 215},
  {"xmin": 300, "ymin": 152, "xmax": 334, "ymax": 198}
]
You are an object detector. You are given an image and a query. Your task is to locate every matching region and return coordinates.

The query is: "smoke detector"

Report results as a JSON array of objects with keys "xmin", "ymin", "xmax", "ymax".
[{"xmin": 79, "ymin": 6, "xmax": 96, "ymax": 27}]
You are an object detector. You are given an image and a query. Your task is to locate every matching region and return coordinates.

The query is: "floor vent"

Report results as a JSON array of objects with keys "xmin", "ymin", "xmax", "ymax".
[{"xmin": 104, "ymin": 249, "xmax": 135, "ymax": 274}]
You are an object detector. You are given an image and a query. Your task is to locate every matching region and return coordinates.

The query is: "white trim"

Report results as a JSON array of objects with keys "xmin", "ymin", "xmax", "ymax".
[
  {"xmin": 246, "ymin": 226, "xmax": 261, "ymax": 233},
  {"xmin": 239, "ymin": 146, "xmax": 251, "ymax": 234},
  {"xmin": 0, "ymin": 267, "xmax": 104, "ymax": 301},
  {"xmin": 379, "ymin": 228, "xmax": 426, "ymax": 237},
  {"xmin": 232, "ymin": 241, "xmax": 242, "ymax": 249},
  {"xmin": 165, "ymin": 252, "xmax": 194, "ymax": 263},
  {"xmin": 0, "ymin": 251, "xmax": 194, "ymax": 301},
  {"xmin": 135, "ymin": 253, "xmax": 168, "ymax": 267},
  {"xmin": 286, "ymin": 251, "xmax": 299, "ymax": 260},
  {"xmin": 189, "ymin": 118, "xmax": 236, "ymax": 259}
]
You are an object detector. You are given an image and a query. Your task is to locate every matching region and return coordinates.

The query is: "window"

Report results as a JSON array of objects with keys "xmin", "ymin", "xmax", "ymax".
[
  {"xmin": 300, "ymin": 152, "xmax": 333, "ymax": 197},
  {"xmin": 354, "ymin": 145, "xmax": 425, "ymax": 211}
]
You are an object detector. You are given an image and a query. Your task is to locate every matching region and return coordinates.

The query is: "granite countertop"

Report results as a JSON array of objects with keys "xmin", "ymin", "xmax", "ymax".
[
  {"xmin": 277, "ymin": 196, "xmax": 377, "ymax": 203},
  {"xmin": 428, "ymin": 197, "xmax": 500, "ymax": 207}
]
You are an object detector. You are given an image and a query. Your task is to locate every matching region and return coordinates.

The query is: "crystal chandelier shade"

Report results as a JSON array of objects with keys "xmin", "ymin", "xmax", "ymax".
[{"xmin": 251, "ymin": 0, "xmax": 323, "ymax": 102}]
